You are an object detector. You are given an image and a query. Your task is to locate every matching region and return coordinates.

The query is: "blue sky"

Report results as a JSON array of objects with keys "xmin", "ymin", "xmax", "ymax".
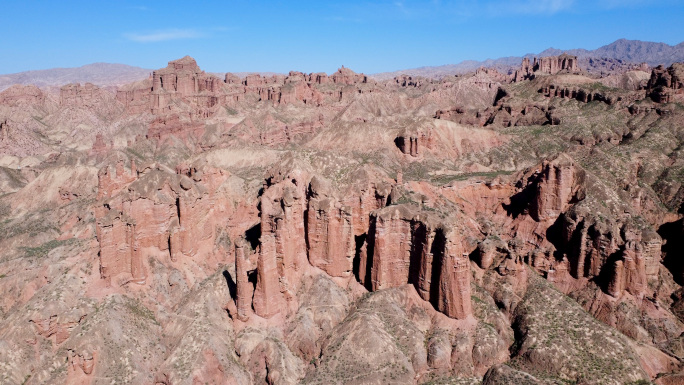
[{"xmin": 2, "ymin": 0, "xmax": 683, "ymax": 74}]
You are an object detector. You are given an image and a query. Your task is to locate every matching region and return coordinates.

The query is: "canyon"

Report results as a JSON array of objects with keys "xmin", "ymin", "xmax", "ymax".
[{"xmin": 1, "ymin": 52, "xmax": 684, "ymax": 385}]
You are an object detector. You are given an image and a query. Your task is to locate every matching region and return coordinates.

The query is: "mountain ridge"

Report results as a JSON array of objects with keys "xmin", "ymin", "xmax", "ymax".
[
  {"xmin": 371, "ymin": 38, "xmax": 684, "ymax": 80},
  {"xmin": 2, "ymin": 38, "xmax": 683, "ymax": 89}
]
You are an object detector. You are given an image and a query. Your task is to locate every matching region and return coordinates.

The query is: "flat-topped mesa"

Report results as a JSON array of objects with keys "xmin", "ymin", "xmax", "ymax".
[
  {"xmin": 59, "ymin": 83, "xmax": 102, "ymax": 107},
  {"xmin": 362, "ymin": 204, "xmax": 472, "ymax": 319},
  {"xmin": 0, "ymin": 84, "xmax": 46, "ymax": 107},
  {"xmin": 535, "ymin": 53, "xmax": 579, "ymax": 75},
  {"xmin": 514, "ymin": 53, "xmax": 580, "ymax": 81},
  {"xmin": 224, "ymin": 72, "xmax": 241, "ymax": 84},
  {"xmin": 529, "ymin": 154, "xmax": 586, "ymax": 222},
  {"xmin": 151, "ymin": 55, "xmax": 224, "ymax": 113},
  {"xmin": 647, "ymin": 63, "xmax": 684, "ymax": 103},
  {"xmin": 330, "ymin": 66, "xmax": 369, "ymax": 85}
]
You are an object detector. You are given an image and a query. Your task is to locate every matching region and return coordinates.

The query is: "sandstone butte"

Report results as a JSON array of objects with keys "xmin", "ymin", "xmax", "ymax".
[{"xmin": 1, "ymin": 53, "xmax": 684, "ymax": 384}]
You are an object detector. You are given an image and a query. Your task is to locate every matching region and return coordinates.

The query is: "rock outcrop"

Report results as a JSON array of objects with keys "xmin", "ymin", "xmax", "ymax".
[
  {"xmin": 362, "ymin": 205, "xmax": 472, "ymax": 319},
  {"xmin": 514, "ymin": 54, "xmax": 580, "ymax": 81},
  {"xmin": 529, "ymin": 154, "xmax": 586, "ymax": 222},
  {"xmin": 306, "ymin": 177, "xmax": 355, "ymax": 277},
  {"xmin": 252, "ymin": 170, "xmax": 310, "ymax": 318},
  {"xmin": 647, "ymin": 63, "xmax": 684, "ymax": 103},
  {"xmin": 0, "ymin": 84, "xmax": 46, "ymax": 107},
  {"xmin": 330, "ymin": 66, "xmax": 368, "ymax": 85},
  {"xmin": 95, "ymin": 159, "xmax": 225, "ymax": 286},
  {"xmin": 395, "ymin": 127, "xmax": 434, "ymax": 157},
  {"xmin": 59, "ymin": 83, "xmax": 105, "ymax": 107}
]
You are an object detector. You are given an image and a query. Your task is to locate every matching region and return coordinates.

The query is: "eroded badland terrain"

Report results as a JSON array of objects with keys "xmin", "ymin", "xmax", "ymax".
[{"xmin": 1, "ymin": 54, "xmax": 684, "ymax": 384}]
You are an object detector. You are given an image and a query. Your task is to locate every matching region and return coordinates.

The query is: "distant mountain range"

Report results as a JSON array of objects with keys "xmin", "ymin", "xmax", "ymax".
[
  {"xmin": 1, "ymin": 39, "xmax": 683, "ymax": 90},
  {"xmin": 0, "ymin": 63, "xmax": 152, "ymax": 92},
  {"xmin": 371, "ymin": 39, "xmax": 684, "ymax": 80}
]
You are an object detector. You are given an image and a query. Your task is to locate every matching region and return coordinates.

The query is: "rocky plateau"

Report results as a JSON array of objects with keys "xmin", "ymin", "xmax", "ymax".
[{"xmin": 1, "ymin": 53, "xmax": 684, "ymax": 385}]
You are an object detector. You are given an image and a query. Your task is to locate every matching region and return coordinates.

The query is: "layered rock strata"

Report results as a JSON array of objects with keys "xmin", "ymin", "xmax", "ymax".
[
  {"xmin": 647, "ymin": 63, "xmax": 684, "ymax": 103},
  {"xmin": 514, "ymin": 54, "xmax": 580, "ymax": 81},
  {"xmin": 363, "ymin": 205, "xmax": 472, "ymax": 319}
]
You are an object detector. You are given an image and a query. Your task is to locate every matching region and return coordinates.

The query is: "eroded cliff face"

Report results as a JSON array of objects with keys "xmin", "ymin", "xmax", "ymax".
[
  {"xmin": 94, "ymin": 158, "xmax": 251, "ymax": 289},
  {"xmin": 363, "ymin": 205, "xmax": 471, "ymax": 319},
  {"xmin": 529, "ymin": 154, "xmax": 586, "ymax": 222},
  {"xmin": 231, "ymin": 168, "xmax": 472, "ymax": 321},
  {"xmin": 306, "ymin": 176, "xmax": 355, "ymax": 278},
  {"xmin": 514, "ymin": 54, "xmax": 580, "ymax": 82},
  {"xmin": 646, "ymin": 63, "xmax": 684, "ymax": 104}
]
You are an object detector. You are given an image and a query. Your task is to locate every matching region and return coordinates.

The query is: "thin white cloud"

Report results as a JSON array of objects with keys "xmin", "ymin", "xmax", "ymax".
[
  {"xmin": 124, "ymin": 28, "xmax": 204, "ymax": 43},
  {"xmin": 597, "ymin": 0, "xmax": 654, "ymax": 8},
  {"xmin": 486, "ymin": 0, "xmax": 575, "ymax": 15}
]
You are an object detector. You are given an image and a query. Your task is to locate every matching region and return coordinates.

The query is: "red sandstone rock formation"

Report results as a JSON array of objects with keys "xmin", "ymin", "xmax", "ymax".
[
  {"xmin": 66, "ymin": 348, "xmax": 96, "ymax": 385},
  {"xmin": 330, "ymin": 66, "xmax": 368, "ymax": 85},
  {"xmin": 363, "ymin": 204, "xmax": 472, "ymax": 319},
  {"xmin": 647, "ymin": 63, "xmax": 684, "ymax": 103},
  {"xmin": 151, "ymin": 56, "xmax": 224, "ymax": 114},
  {"xmin": 0, "ymin": 84, "xmax": 46, "ymax": 106},
  {"xmin": 59, "ymin": 83, "xmax": 103, "ymax": 107},
  {"xmin": 234, "ymin": 238, "xmax": 255, "ymax": 321},
  {"xmin": 514, "ymin": 57, "xmax": 534, "ymax": 82},
  {"xmin": 540, "ymin": 84, "xmax": 617, "ymax": 104},
  {"xmin": 5, "ymin": 54, "xmax": 684, "ymax": 384},
  {"xmin": 224, "ymin": 72, "xmax": 241, "ymax": 84},
  {"xmin": 306, "ymin": 176, "xmax": 355, "ymax": 277},
  {"xmin": 95, "ymin": 159, "xmax": 225, "ymax": 286},
  {"xmin": 514, "ymin": 54, "xmax": 580, "ymax": 82},
  {"xmin": 147, "ymin": 114, "xmax": 205, "ymax": 143},
  {"xmin": 252, "ymin": 170, "xmax": 310, "ymax": 318},
  {"xmin": 536, "ymin": 54, "xmax": 579, "ymax": 75},
  {"xmin": 551, "ymin": 208, "xmax": 662, "ymax": 300},
  {"xmin": 395, "ymin": 127, "xmax": 434, "ymax": 157},
  {"xmin": 529, "ymin": 154, "xmax": 586, "ymax": 222},
  {"xmin": 0, "ymin": 119, "xmax": 9, "ymax": 141},
  {"xmin": 115, "ymin": 78, "xmax": 153, "ymax": 114},
  {"xmin": 91, "ymin": 132, "xmax": 107, "ymax": 152}
]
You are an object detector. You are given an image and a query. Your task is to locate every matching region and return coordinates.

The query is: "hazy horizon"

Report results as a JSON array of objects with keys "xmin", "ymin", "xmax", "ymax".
[{"xmin": 3, "ymin": 0, "xmax": 683, "ymax": 75}]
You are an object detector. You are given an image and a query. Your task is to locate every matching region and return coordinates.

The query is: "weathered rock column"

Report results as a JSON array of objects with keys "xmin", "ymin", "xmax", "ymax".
[
  {"xmin": 437, "ymin": 234, "xmax": 472, "ymax": 319},
  {"xmin": 235, "ymin": 239, "xmax": 252, "ymax": 321}
]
